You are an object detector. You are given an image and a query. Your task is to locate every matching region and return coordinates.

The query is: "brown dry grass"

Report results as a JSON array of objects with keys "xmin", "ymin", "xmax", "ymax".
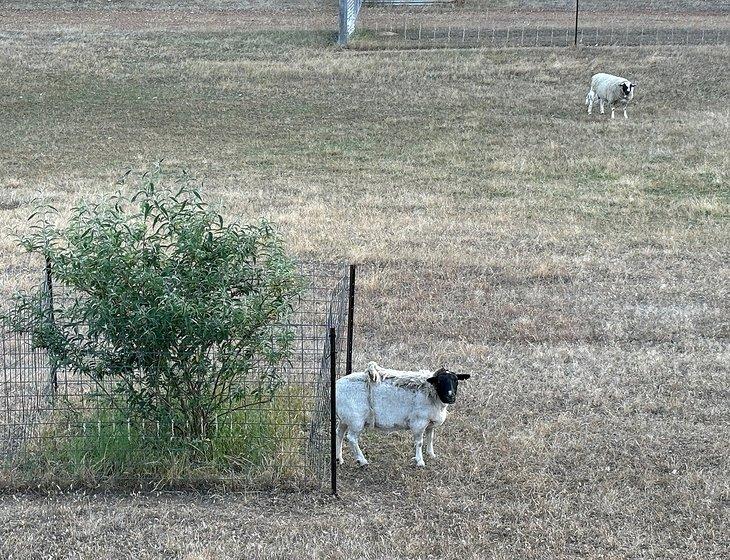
[{"xmin": 0, "ymin": 3, "xmax": 728, "ymax": 559}]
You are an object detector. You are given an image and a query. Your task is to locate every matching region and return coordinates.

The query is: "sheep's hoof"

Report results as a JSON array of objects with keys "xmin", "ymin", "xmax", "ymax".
[
  {"xmin": 337, "ymin": 458, "xmax": 344, "ymax": 465},
  {"xmin": 357, "ymin": 460, "xmax": 369, "ymax": 467},
  {"xmin": 412, "ymin": 457, "xmax": 426, "ymax": 467}
]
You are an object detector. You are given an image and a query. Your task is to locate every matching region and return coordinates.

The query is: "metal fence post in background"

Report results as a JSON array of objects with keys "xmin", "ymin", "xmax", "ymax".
[
  {"xmin": 346, "ymin": 264, "xmax": 356, "ymax": 378},
  {"xmin": 43, "ymin": 256, "xmax": 58, "ymax": 399},
  {"xmin": 329, "ymin": 326, "xmax": 338, "ymax": 497},
  {"xmin": 574, "ymin": 0, "xmax": 579, "ymax": 47}
]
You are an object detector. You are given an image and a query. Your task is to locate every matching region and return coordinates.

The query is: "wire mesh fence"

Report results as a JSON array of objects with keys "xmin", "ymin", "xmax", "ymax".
[
  {"xmin": 347, "ymin": 1, "xmax": 729, "ymax": 48},
  {"xmin": 1, "ymin": 261, "xmax": 352, "ymax": 488}
]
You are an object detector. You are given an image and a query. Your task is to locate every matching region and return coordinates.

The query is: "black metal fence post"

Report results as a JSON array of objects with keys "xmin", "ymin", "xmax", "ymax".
[
  {"xmin": 329, "ymin": 326, "xmax": 338, "ymax": 497},
  {"xmin": 574, "ymin": 0, "xmax": 580, "ymax": 47},
  {"xmin": 345, "ymin": 264, "xmax": 356, "ymax": 378},
  {"xmin": 43, "ymin": 256, "xmax": 58, "ymax": 399}
]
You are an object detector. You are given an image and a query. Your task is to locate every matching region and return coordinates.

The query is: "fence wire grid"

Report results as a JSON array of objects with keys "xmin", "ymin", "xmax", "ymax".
[
  {"xmin": 1, "ymin": 261, "xmax": 352, "ymax": 487},
  {"xmin": 343, "ymin": 0, "xmax": 729, "ymax": 47}
]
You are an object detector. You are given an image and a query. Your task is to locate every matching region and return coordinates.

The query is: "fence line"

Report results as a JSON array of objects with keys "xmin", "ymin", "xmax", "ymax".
[
  {"xmin": 346, "ymin": 0, "xmax": 730, "ymax": 48},
  {"xmin": 355, "ymin": 20, "xmax": 729, "ymax": 47}
]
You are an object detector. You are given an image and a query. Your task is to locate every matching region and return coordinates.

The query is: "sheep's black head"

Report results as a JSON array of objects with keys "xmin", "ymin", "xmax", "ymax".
[
  {"xmin": 621, "ymin": 82, "xmax": 636, "ymax": 100},
  {"xmin": 427, "ymin": 367, "xmax": 471, "ymax": 404}
]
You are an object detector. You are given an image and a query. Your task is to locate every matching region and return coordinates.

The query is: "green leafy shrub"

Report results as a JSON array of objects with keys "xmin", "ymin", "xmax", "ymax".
[{"xmin": 6, "ymin": 171, "xmax": 304, "ymax": 450}]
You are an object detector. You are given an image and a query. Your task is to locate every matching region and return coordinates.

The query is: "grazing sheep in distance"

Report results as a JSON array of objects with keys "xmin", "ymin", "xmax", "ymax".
[
  {"xmin": 587, "ymin": 73, "xmax": 636, "ymax": 119},
  {"xmin": 335, "ymin": 362, "xmax": 471, "ymax": 467}
]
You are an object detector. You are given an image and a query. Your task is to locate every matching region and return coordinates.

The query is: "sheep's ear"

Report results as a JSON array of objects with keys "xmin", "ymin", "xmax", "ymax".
[
  {"xmin": 456, "ymin": 374, "xmax": 471, "ymax": 381},
  {"xmin": 426, "ymin": 376, "xmax": 438, "ymax": 386}
]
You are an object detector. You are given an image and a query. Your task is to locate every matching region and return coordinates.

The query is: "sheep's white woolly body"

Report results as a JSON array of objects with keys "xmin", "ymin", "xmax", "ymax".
[
  {"xmin": 338, "ymin": 371, "xmax": 447, "ymax": 431},
  {"xmin": 336, "ymin": 363, "xmax": 460, "ymax": 467}
]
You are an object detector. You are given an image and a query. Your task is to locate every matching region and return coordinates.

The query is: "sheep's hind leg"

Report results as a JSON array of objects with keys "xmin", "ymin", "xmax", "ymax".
[
  {"xmin": 599, "ymin": 99, "xmax": 605, "ymax": 114},
  {"xmin": 425, "ymin": 425, "xmax": 436, "ymax": 458},
  {"xmin": 336, "ymin": 422, "xmax": 347, "ymax": 465},
  {"xmin": 345, "ymin": 425, "xmax": 368, "ymax": 466}
]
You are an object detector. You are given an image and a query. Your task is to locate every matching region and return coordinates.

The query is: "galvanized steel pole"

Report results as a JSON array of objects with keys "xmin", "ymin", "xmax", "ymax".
[
  {"xmin": 338, "ymin": 0, "xmax": 348, "ymax": 46},
  {"xmin": 574, "ymin": 0, "xmax": 579, "ymax": 47}
]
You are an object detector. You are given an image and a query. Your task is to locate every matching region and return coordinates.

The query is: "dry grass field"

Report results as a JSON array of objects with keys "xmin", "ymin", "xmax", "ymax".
[{"xmin": 0, "ymin": 1, "xmax": 728, "ymax": 559}]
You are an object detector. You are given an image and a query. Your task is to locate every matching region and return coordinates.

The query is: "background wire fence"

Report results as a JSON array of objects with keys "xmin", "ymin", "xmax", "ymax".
[
  {"xmin": 349, "ymin": 1, "xmax": 729, "ymax": 48},
  {"xmin": 1, "ymin": 261, "xmax": 351, "ymax": 487}
]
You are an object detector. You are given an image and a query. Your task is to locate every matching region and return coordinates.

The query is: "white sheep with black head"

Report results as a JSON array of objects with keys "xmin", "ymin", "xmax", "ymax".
[
  {"xmin": 587, "ymin": 72, "xmax": 636, "ymax": 119},
  {"xmin": 335, "ymin": 362, "xmax": 471, "ymax": 467}
]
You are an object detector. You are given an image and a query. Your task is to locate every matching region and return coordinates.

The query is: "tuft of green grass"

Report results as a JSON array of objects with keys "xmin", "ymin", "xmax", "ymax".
[
  {"xmin": 645, "ymin": 170, "xmax": 729, "ymax": 199},
  {"xmin": 10, "ymin": 387, "xmax": 310, "ymax": 488}
]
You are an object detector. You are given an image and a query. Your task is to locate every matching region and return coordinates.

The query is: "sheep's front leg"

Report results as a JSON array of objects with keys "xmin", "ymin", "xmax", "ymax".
[
  {"xmin": 336, "ymin": 422, "xmax": 347, "ymax": 465},
  {"xmin": 411, "ymin": 425, "xmax": 427, "ymax": 467},
  {"xmin": 611, "ymin": 106, "xmax": 616, "ymax": 119},
  {"xmin": 623, "ymin": 106, "xmax": 628, "ymax": 119},
  {"xmin": 346, "ymin": 426, "xmax": 368, "ymax": 466},
  {"xmin": 599, "ymin": 98, "xmax": 605, "ymax": 114},
  {"xmin": 425, "ymin": 425, "xmax": 436, "ymax": 458}
]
